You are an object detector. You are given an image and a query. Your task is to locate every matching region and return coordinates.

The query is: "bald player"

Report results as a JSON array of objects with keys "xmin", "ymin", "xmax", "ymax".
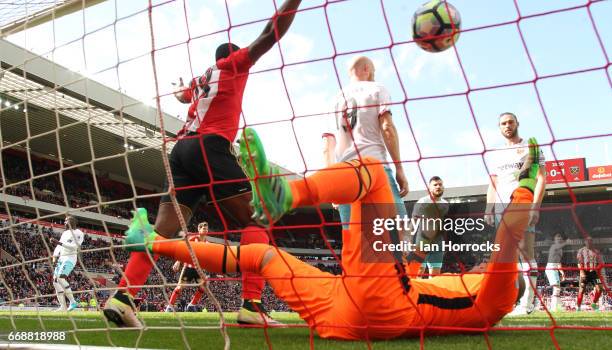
[{"xmin": 323, "ymin": 56, "xmax": 409, "ymax": 220}]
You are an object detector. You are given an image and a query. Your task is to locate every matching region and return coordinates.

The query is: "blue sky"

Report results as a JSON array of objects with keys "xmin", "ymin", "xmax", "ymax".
[{"xmin": 7, "ymin": 0, "xmax": 612, "ymax": 191}]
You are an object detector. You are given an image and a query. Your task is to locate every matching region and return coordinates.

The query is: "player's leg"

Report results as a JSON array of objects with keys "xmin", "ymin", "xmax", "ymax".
[
  {"xmin": 413, "ymin": 138, "xmax": 541, "ymax": 328},
  {"xmin": 201, "ymin": 133, "xmax": 277, "ymax": 324},
  {"xmin": 577, "ymin": 272, "xmax": 586, "ymax": 311},
  {"xmin": 545, "ymin": 263, "xmax": 561, "ymax": 311},
  {"xmin": 58, "ymin": 275, "xmax": 77, "ymax": 311},
  {"xmin": 167, "ymin": 266, "xmax": 187, "ymax": 312},
  {"xmin": 516, "ymin": 231, "xmax": 538, "ymax": 314},
  {"xmin": 125, "ymin": 229, "xmax": 337, "ymax": 329},
  {"xmin": 216, "ymin": 194, "xmax": 273, "ymax": 322},
  {"xmin": 104, "ymin": 135, "xmax": 206, "ymax": 327},
  {"xmin": 187, "ymin": 280, "xmax": 206, "ymax": 312},
  {"xmin": 239, "ymin": 128, "xmax": 418, "ymax": 337},
  {"xmin": 406, "ymin": 229, "xmax": 444, "ymax": 278},
  {"xmin": 470, "ymin": 142, "xmax": 541, "ymax": 323},
  {"xmin": 181, "ymin": 267, "xmax": 204, "ymax": 312},
  {"xmin": 52, "ymin": 262, "xmax": 67, "ymax": 311},
  {"xmin": 428, "ymin": 254, "xmax": 443, "ymax": 278},
  {"xmin": 591, "ymin": 272, "xmax": 604, "ymax": 311},
  {"xmin": 410, "ymin": 187, "xmax": 533, "ymax": 329},
  {"xmin": 54, "ymin": 259, "xmax": 78, "ymax": 311}
]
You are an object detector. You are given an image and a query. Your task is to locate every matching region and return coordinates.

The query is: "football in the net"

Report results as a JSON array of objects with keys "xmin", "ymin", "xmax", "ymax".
[{"xmin": 412, "ymin": 0, "xmax": 461, "ymax": 53}]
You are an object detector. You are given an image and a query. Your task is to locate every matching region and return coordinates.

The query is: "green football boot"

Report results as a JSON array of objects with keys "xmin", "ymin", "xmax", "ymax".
[
  {"xmin": 124, "ymin": 208, "xmax": 156, "ymax": 252},
  {"xmin": 518, "ymin": 137, "xmax": 540, "ymax": 192},
  {"xmin": 239, "ymin": 128, "xmax": 293, "ymax": 225}
]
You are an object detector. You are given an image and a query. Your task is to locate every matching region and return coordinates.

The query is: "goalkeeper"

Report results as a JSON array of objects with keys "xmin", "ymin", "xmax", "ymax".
[{"xmin": 123, "ymin": 129, "xmax": 540, "ymax": 340}]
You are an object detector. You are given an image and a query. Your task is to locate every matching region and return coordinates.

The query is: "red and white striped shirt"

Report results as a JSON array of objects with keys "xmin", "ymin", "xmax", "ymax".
[
  {"xmin": 178, "ymin": 48, "xmax": 253, "ymax": 142},
  {"xmin": 577, "ymin": 246, "xmax": 601, "ymax": 271}
]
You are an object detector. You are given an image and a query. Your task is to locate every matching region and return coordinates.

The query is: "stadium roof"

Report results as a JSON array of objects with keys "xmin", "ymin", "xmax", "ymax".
[
  {"xmin": 0, "ymin": 0, "xmax": 106, "ymax": 38},
  {"xmin": 1, "ymin": 37, "xmax": 183, "ymax": 187}
]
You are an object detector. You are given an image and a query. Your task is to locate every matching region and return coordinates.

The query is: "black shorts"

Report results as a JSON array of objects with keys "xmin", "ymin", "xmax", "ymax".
[
  {"xmin": 161, "ymin": 133, "xmax": 251, "ymax": 211},
  {"xmin": 583, "ymin": 270, "xmax": 601, "ymax": 286},
  {"xmin": 182, "ymin": 267, "xmax": 202, "ymax": 283}
]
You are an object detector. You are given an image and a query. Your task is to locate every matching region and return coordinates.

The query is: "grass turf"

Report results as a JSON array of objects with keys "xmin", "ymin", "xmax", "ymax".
[{"xmin": 0, "ymin": 311, "xmax": 610, "ymax": 349}]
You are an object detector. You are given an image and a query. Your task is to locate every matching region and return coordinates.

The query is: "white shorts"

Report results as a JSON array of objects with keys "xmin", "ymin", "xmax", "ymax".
[
  {"xmin": 54, "ymin": 258, "xmax": 76, "ymax": 277},
  {"xmin": 545, "ymin": 263, "xmax": 561, "ymax": 286}
]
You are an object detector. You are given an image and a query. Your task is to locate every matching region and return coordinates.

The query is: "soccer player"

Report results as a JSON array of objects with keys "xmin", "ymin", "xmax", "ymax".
[
  {"xmin": 408, "ymin": 176, "xmax": 449, "ymax": 278},
  {"xmin": 322, "ymin": 56, "xmax": 408, "ymax": 199},
  {"xmin": 484, "ymin": 112, "xmax": 546, "ymax": 315},
  {"xmin": 322, "ymin": 55, "xmax": 409, "ymax": 270},
  {"xmin": 51, "ymin": 216, "xmax": 84, "ymax": 312},
  {"xmin": 576, "ymin": 238, "xmax": 604, "ymax": 311},
  {"xmin": 165, "ymin": 222, "xmax": 209, "ymax": 312},
  {"xmin": 545, "ymin": 233, "xmax": 568, "ymax": 311},
  {"xmin": 103, "ymin": 0, "xmax": 303, "ymax": 327},
  {"xmin": 123, "ymin": 128, "xmax": 539, "ymax": 340}
]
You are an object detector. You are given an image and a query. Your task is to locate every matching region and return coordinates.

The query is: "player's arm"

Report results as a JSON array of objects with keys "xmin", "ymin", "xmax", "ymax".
[
  {"xmin": 173, "ymin": 77, "xmax": 192, "ymax": 104},
  {"xmin": 322, "ymin": 133, "xmax": 336, "ymax": 167},
  {"xmin": 528, "ymin": 167, "xmax": 546, "ymax": 226},
  {"xmin": 172, "ymin": 260, "xmax": 182, "ymax": 272},
  {"xmin": 52, "ymin": 245, "xmax": 61, "ymax": 264},
  {"xmin": 379, "ymin": 112, "xmax": 408, "ymax": 197},
  {"xmin": 248, "ymin": 0, "xmax": 303, "ymax": 64},
  {"xmin": 484, "ymin": 174, "xmax": 498, "ymax": 226}
]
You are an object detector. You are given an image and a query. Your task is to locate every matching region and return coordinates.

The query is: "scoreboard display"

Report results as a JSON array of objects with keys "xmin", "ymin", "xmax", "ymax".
[{"xmin": 545, "ymin": 158, "xmax": 587, "ymax": 184}]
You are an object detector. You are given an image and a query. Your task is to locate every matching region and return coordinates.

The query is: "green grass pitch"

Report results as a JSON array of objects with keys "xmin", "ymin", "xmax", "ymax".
[{"xmin": 0, "ymin": 311, "xmax": 610, "ymax": 349}]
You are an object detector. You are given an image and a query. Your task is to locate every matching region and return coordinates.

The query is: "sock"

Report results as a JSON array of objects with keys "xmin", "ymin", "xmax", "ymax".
[
  {"xmin": 58, "ymin": 278, "xmax": 76, "ymax": 304},
  {"xmin": 169, "ymin": 288, "xmax": 180, "ymax": 306},
  {"xmin": 151, "ymin": 238, "xmax": 270, "ymax": 275},
  {"xmin": 577, "ymin": 293, "xmax": 583, "ymax": 307},
  {"xmin": 474, "ymin": 187, "xmax": 532, "ymax": 321},
  {"xmin": 118, "ymin": 251, "xmax": 159, "ymax": 297},
  {"xmin": 190, "ymin": 288, "xmax": 205, "ymax": 305},
  {"xmin": 593, "ymin": 289, "xmax": 602, "ymax": 304},
  {"xmin": 552, "ymin": 285, "xmax": 560, "ymax": 309},
  {"xmin": 53, "ymin": 281, "xmax": 66, "ymax": 309},
  {"xmin": 241, "ymin": 226, "xmax": 269, "ymax": 300},
  {"xmin": 519, "ymin": 261, "xmax": 537, "ymax": 309},
  {"xmin": 289, "ymin": 159, "xmax": 384, "ymax": 208}
]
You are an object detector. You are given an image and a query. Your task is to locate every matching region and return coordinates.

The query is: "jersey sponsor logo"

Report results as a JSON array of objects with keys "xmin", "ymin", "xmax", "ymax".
[
  {"xmin": 498, "ymin": 162, "xmax": 523, "ymax": 172},
  {"xmin": 336, "ymin": 97, "xmax": 358, "ymax": 132}
]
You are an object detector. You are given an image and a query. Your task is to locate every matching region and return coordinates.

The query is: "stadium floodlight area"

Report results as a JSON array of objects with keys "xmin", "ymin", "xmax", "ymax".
[{"xmin": 0, "ymin": 0, "xmax": 611, "ymax": 349}]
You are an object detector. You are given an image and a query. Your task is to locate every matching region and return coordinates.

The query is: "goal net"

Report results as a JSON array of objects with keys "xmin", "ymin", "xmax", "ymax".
[{"xmin": 0, "ymin": 0, "xmax": 610, "ymax": 349}]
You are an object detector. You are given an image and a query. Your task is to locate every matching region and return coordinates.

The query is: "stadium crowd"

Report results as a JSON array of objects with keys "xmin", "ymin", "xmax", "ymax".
[
  {"xmin": 0, "ymin": 218, "xmax": 342, "ymax": 311},
  {"xmin": 0, "ymin": 149, "xmax": 609, "ymax": 312}
]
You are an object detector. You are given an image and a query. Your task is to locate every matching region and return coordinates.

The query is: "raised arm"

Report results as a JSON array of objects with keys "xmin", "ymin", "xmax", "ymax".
[
  {"xmin": 248, "ymin": 0, "xmax": 303, "ymax": 63},
  {"xmin": 380, "ymin": 112, "xmax": 408, "ymax": 197},
  {"xmin": 528, "ymin": 168, "xmax": 546, "ymax": 226},
  {"xmin": 484, "ymin": 175, "xmax": 498, "ymax": 226},
  {"xmin": 322, "ymin": 133, "xmax": 336, "ymax": 167}
]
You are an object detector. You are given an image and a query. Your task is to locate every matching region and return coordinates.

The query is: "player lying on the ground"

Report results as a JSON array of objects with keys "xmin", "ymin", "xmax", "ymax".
[{"xmin": 122, "ymin": 129, "xmax": 540, "ymax": 339}]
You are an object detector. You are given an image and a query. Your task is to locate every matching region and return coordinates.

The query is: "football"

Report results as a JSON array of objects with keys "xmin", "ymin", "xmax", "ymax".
[{"xmin": 412, "ymin": 0, "xmax": 461, "ymax": 52}]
